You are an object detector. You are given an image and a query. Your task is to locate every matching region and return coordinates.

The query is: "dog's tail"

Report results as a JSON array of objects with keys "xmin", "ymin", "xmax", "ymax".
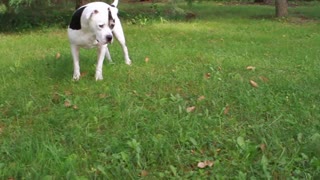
[{"xmin": 111, "ymin": 0, "xmax": 119, "ymax": 7}]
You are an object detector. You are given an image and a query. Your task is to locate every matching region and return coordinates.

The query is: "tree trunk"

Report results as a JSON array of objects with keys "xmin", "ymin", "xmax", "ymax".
[
  {"xmin": 275, "ymin": 0, "xmax": 288, "ymax": 17},
  {"xmin": 255, "ymin": 0, "xmax": 273, "ymax": 4},
  {"xmin": 75, "ymin": 0, "xmax": 90, "ymax": 10}
]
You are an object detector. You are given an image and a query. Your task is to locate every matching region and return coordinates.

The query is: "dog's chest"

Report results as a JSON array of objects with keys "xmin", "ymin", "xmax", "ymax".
[{"xmin": 78, "ymin": 34, "xmax": 99, "ymax": 48}]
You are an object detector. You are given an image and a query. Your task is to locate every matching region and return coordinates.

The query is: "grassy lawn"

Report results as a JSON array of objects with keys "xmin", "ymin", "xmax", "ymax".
[{"xmin": 1, "ymin": 2, "xmax": 320, "ymax": 179}]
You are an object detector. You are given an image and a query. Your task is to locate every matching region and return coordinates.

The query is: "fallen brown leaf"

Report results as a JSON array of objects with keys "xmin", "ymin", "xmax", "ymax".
[
  {"xmin": 197, "ymin": 160, "xmax": 214, "ymax": 168},
  {"xmin": 224, "ymin": 105, "xmax": 230, "ymax": 115},
  {"xmin": 64, "ymin": 100, "xmax": 72, "ymax": 108},
  {"xmin": 259, "ymin": 76, "xmax": 269, "ymax": 82},
  {"xmin": 73, "ymin": 105, "xmax": 79, "ymax": 110},
  {"xmin": 186, "ymin": 106, "xmax": 196, "ymax": 113},
  {"xmin": 99, "ymin": 93, "xmax": 108, "ymax": 99},
  {"xmin": 145, "ymin": 57, "xmax": 149, "ymax": 63},
  {"xmin": 249, "ymin": 80, "xmax": 259, "ymax": 88},
  {"xmin": 259, "ymin": 143, "xmax": 266, "ymax": 152},
  {"xmin": 80, "ymin": 72, "xmax": 88, "ymax": 77},
  {"xmin": 197, "ymin": 96, "xmax": 205, "ymax": 101},
  {"xmin": 197, "ymin": 162, "xmax": 206, "ymax": 169},
  {"xmin": 55, "ymin": 52, "xmax": 61, "ymax": 59},
  {"xmin": 204, "ymin": 73, "xmax": 211, "ymax": 79},
  {"xmin": 204, "ymin": 160, "xmax": 214, "ymax": 167},
  {"xmin": 246, "ymin": 66, "xmax": 256, "ymax": 70},
  {"xmin": 191, "ymin": 149, "xmax": 196, "ymax": 154},
  {"xmin": 141, "ymin": 170, "xmax": 148, "ymax": 177},
  {"xmin": 64, "ymin": 90, "xmax": 72, "ymax": 96}
]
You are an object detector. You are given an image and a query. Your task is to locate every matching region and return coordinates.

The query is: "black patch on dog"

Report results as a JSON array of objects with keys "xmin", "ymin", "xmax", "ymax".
[
  {"xmin": 108, "ymin": 9, "xmax": 115, "ymax": 29},
  {"xmin": 69, "ymin": 6, "xmax": 87, "ymax": 30}
]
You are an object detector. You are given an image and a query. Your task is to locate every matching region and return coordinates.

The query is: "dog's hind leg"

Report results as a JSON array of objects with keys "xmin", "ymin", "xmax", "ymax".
[
  {"xmin": 105, "ymin": 46, "xmax": 113, "ymax": 63},
  {"xmin": 113, "ymin": 23, "xmax": 132, "ymax": 65}
]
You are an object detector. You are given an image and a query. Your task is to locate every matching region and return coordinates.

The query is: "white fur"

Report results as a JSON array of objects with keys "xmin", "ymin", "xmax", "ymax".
[{"xmin": 68, "ymin": 1, "xmax": 131, "ymax": 81}]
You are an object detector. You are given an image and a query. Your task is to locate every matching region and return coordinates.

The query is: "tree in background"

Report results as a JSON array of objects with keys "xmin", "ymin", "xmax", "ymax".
[
  {"xmin": 75, "ymin": 0, "xmax": 91, "ymax": 9},
  {"xmin": 254, "ymin": 0, "xmax": 273, "ymax": 4},
  {"xmin": 1, "ymin": 0, "xmax": 289, "ymax": 17},
  {"xmin": 1, "ymin": 0, "xmax": 91, "ymax": 11},
  {"xmin": 275, "ymin": 0, "xmax": 288, "ymax": 17}
]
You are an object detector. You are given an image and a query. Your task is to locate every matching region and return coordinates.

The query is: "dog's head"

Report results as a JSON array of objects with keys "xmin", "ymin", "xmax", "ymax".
[{"xmin": 86, "ymin": 6, "xmax": 118, "ymax": 45}]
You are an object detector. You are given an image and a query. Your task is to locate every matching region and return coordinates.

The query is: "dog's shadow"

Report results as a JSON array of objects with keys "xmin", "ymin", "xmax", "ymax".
[
  {"xmin": 45, "ymin": 53, "xmax": 73, "ymax": 81},
  {"xmin": 45, "ymin": 49, "xmax": 115, "ymax": 81}
]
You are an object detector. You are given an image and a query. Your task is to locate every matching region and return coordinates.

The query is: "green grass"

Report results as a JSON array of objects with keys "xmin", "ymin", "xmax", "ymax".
[{"xmin": 1, "ymin": 2, "xmax": 320, "ymax": 179}]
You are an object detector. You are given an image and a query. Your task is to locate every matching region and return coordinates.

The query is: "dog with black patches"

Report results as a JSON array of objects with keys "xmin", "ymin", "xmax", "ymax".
[{"xmin": 68, "ymin": 0, "xmax": 131, "ymax": 81}]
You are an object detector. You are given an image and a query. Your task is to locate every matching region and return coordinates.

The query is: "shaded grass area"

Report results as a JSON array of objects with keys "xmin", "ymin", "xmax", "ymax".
[
  {"xmin": 1, "ymin": 2, "xmax": 320, "ymax": 179},
  {"xmin": 0, "ymin": 1, "xmax": 320, "ymax": 32}
]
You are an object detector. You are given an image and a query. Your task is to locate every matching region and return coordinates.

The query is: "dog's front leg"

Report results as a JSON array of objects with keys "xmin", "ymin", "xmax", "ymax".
[
  {"xmin": 71, "ymin": 45, "xmax": 81, "ymax": 80},
  {"xmin": 95, "ymin": 45, "xmax": 107, "ymax": 81}
]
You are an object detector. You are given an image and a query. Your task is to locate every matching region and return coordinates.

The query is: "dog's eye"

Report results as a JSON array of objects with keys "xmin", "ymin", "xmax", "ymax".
[
  {"xmin": 110, "ymin": 23, "xmax": 115, "ymax": 29},
  {"xmin": 98, "ymin": 24, "xmax": 105, "ymax": 28},
  {"xmin": 109, "ymin": 20, "xmax": 115, "ymax": 29}
]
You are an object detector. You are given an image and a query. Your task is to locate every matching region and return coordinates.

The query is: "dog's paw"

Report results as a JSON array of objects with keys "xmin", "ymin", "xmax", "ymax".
[
  {"xmin": 73, "ymin": 73, "xmax": 81, "ymax": 81},
  {"xmin": 125, "ymin": 59, "xmax": 132, "ymax": 65},
  {"xmin": 95, "ymin": 73, "xmax": 103, "ymax": 81}
]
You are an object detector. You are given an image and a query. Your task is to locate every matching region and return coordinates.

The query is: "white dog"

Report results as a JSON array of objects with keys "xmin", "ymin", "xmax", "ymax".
[{"xmin": 68, "ymin": 0, "xmax": 131, "ymax": 81}]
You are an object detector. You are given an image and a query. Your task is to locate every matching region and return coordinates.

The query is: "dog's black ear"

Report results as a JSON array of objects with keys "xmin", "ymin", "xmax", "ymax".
[{"xmin": 69, "ymin": 6, "xmax": 87, "ymax": 30}]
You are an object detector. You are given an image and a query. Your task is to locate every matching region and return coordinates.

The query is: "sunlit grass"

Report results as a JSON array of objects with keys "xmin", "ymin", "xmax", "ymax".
[{"xmin": 1, "ymin": 2, "xmax": 320, "ymax": 179}]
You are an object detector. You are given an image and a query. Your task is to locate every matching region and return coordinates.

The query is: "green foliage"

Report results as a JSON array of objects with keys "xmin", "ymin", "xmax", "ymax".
[
  {"xmin": 0, "ymin": 5, "xmax": 71, "ymax": 32},
  {"xmin": 9, "ymin": 0, "xmax": 34, "ymax": 8},
  {"xmin": 1, "ymin": 2, "xmax": 320, "ymax": 179}
]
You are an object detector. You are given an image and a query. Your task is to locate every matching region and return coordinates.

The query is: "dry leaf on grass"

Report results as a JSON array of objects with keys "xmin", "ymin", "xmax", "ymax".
[
  {"xmin": 186, "ymin": 106, "xmax": 196, "ymax": 113},
  {"xmin": 197, "ymin": 160, "xmax": 214, "ymax": 169},
  {"xmin": 64, "ymin": 100, "xmax": 72, "ymax": 108},
  {"xmin": 99, "ymin": 93, "xmax": 108, "ymax": 99},
  {"xmin": 204, "ymin": 73, "xmax": 211, "ymax": 79},
  {"xmin": 145, "ymin": 57, "xmax": 149, "ymax": 63},
  {"xmin": 205, "ymin": 160, "xmax": 214, "ymax": 167},
  {"xmin": 80, "ymin": 72, "xmax": 88, "ymax": 77},
  {"xmin": 259, "ymin": 143, "xmax": 266, "ymax": 152},
  {"xmin": 224, "ymin": 105, "xmax": 230, "ymax": 115},
  {"xmin": 55, "ymin": 52, "xmax": 61, "ymax": 59},
  {"xmin": 197, "ymin": 96, "xmax": 205, "ymax": 101},
  {"xmin": 246, "ymin": 66, "xmax": 256, "ymax": 70},
  {"xmin": 64, "ymin": 90, "xmax": 72, "ymax": 96},
  {"xmin": 249, "ymin": 80, "xmax": 259, "ymax": 88},
  {"xmin": 259, "ymin": 76, "xmax": 269, "ymax": 82},
  {"xmin": 140, "ymin": 170, "xmax": 148, "ymax": 177},
  {"xmin": 72, "ymin": 105, "xmax": 79, "ymax": 110},
  {"xmin": 197, "ymin": 162, "xmax": 206, "ymax": 168}
]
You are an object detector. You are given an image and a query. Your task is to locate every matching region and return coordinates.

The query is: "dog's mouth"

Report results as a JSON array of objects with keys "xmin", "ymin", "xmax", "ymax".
[
  {"xmin": 96, "ymin": 35, "xmax": 113, "ymax": 45},
  {"xmin": 96, "ymin": 39, "xmax": 109, "ymax": 45}
]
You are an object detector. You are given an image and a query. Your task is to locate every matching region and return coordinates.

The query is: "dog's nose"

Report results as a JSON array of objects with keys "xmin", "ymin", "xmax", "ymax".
[{"xmin": 106, "ymin": 35, "xmax": 113, "ymax": 42}]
